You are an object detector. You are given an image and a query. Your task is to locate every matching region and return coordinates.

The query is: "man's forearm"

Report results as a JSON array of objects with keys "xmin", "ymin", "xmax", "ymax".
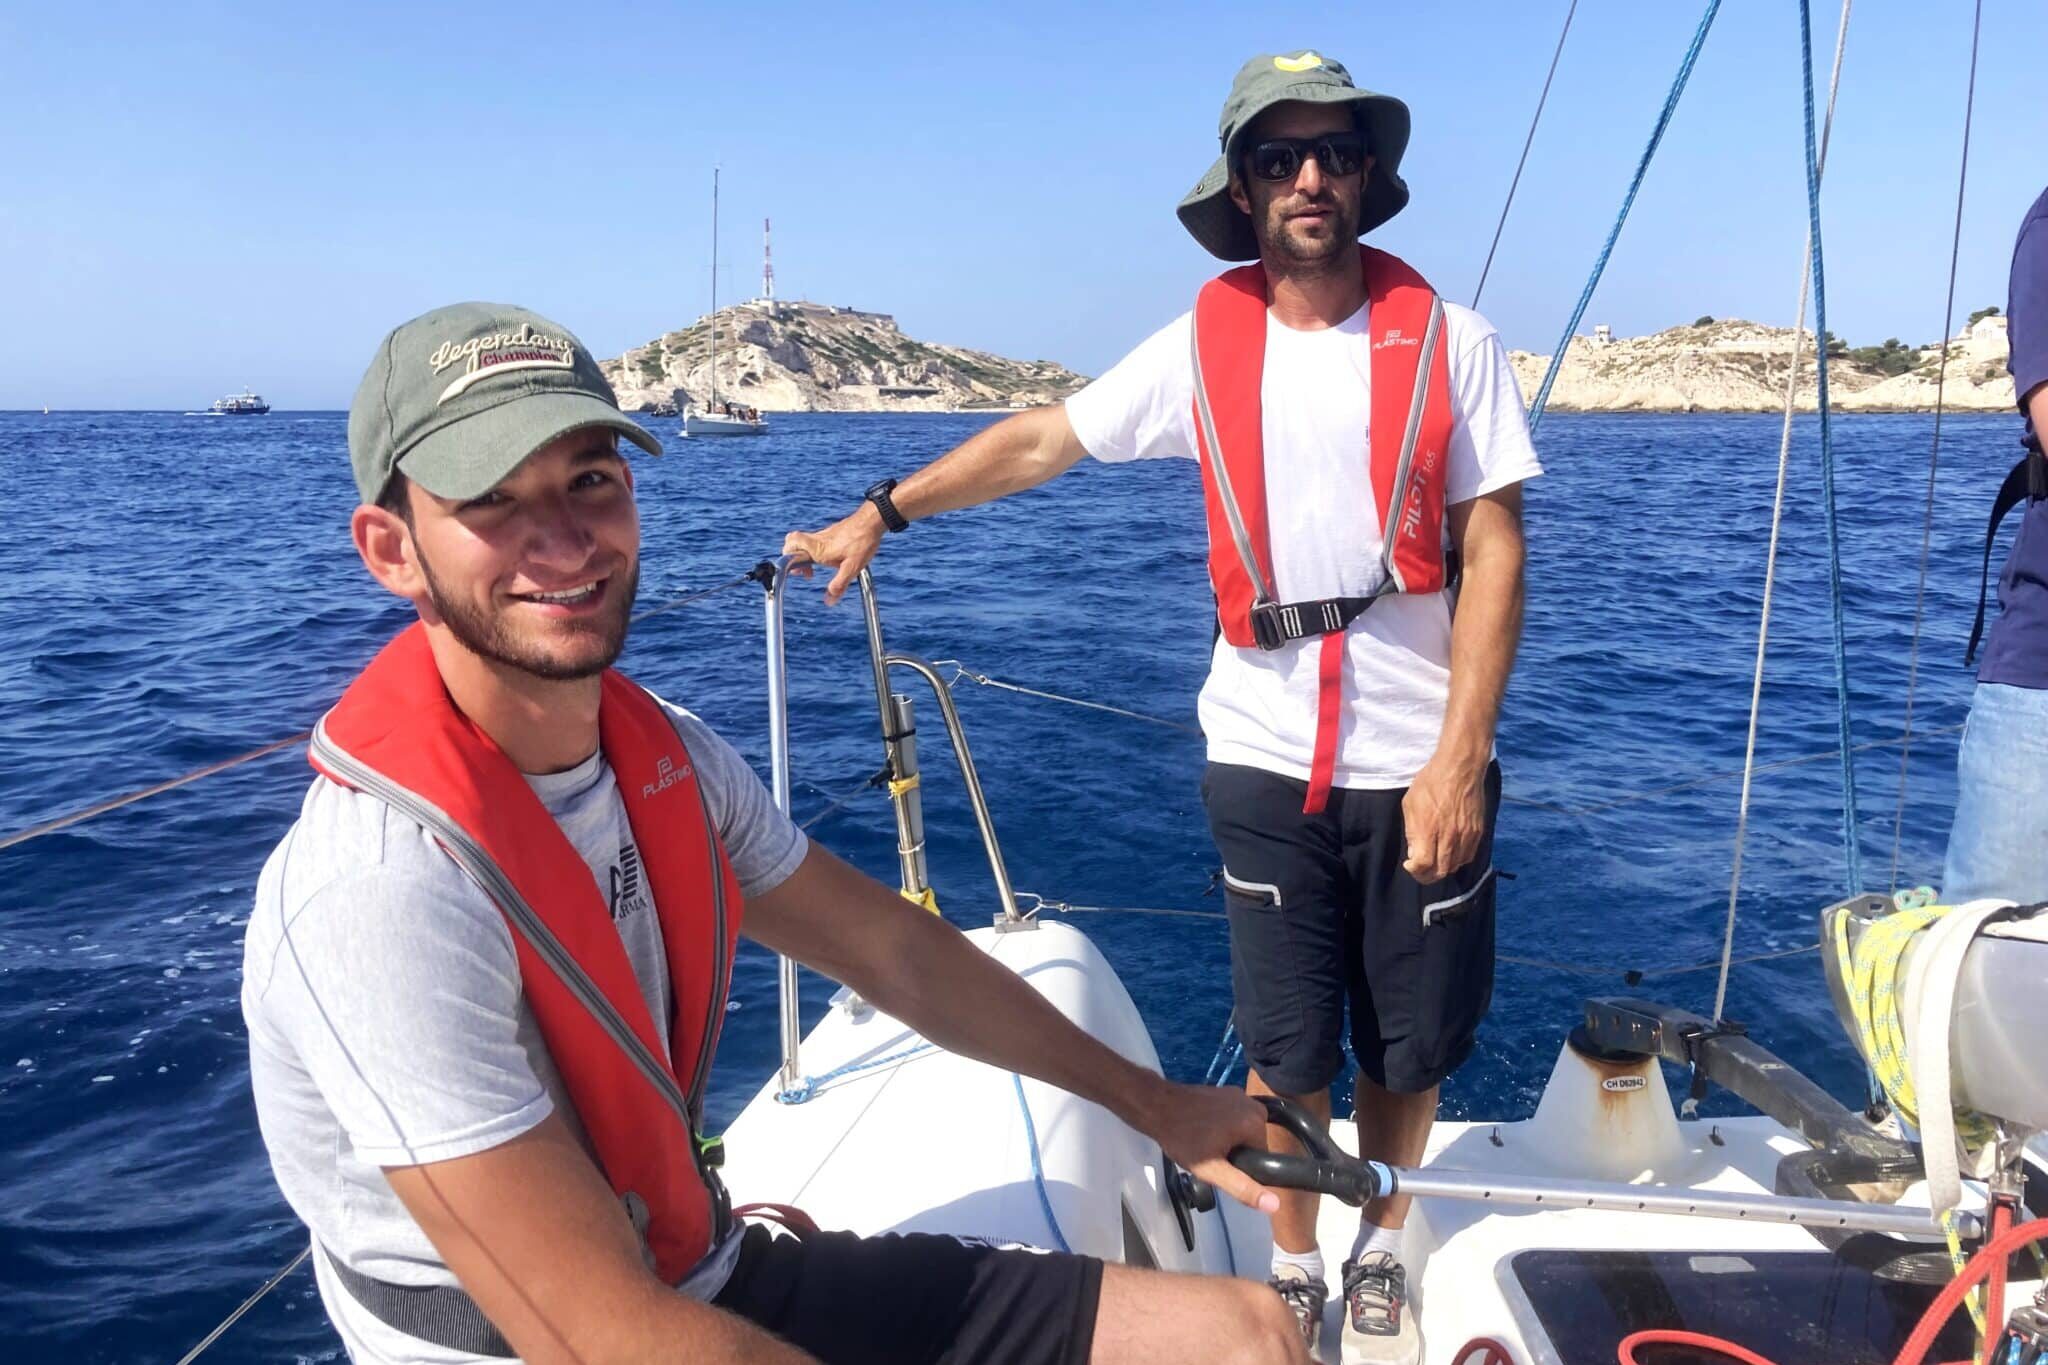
[
  {"xmin": 827, "ymin": 877, "xmax": 1171, "ymax": 1132},
  {"xmin": 1435, "ymin": 526, "xmax": 1525, "ymax": 771},
  {"xmin": 890, "ymin": 405, "xmax": 1084, "ymax": 522}
]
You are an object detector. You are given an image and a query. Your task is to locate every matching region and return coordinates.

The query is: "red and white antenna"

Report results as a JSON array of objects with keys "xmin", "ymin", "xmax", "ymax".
[{"xmin": 762, "ymin": 218, "xmax": 775, "ymax": 301}]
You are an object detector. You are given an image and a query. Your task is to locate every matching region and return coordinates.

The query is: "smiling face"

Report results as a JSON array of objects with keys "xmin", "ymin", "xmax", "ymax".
[
  {"xmin": 365, "ymin": 427, "xmax": 641, "ymax": 681},
  {"xmin": 1228, "ymin": 101, "xmax": 1375, "ymax": 269}
]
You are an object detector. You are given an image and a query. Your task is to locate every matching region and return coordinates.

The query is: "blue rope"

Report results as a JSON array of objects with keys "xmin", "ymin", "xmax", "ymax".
[
  {"xmin": 776, "ymin": 1041, "xmax": 936, "ymax": 1105},
  {"xmin": 1798, "ymin": 0, "xmax": 1863, "ymax": 893},
  {"xmin": 1011, "ymin": 1073, "xmax": 1073, "ymax": 1253},
  {"xmin": 777, "ymin": 1048, "xmax": 1073, "ymax": 1255},
  {"xmin": 1527, "ymin": 0, "xmax": 1723, "ymax": 432}
]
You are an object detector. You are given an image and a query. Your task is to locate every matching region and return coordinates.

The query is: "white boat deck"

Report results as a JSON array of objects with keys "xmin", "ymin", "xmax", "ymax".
[{"xmin": 719, "ymin": 919, "xmax": 2042, "ymax": 1365}]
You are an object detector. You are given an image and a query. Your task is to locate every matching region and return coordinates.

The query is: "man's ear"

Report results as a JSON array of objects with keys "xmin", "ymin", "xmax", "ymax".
[
  {"xmin": 350, "ymin": 503, "xmax": 428, "ymax": 603},
  {"xmin": 1227, "ymin": 172, "xmax": 1251, "ymax": 216}
]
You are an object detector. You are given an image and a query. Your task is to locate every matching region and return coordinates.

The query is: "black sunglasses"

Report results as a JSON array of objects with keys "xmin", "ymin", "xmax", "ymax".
[{"xmin": 1244, "ymin": 131, "xmax": 1369, "ymax": 183}]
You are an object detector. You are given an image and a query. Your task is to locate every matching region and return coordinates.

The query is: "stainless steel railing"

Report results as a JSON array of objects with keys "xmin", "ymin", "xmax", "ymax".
[{"xmin": 760, "ymin": 557, "xmax": 1028, "ymax": 1097}]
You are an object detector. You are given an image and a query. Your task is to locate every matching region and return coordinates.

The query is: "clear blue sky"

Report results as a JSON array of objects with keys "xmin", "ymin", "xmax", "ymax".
[{"xmin": 3, "ymin": 1, "xmax": 2042, "ymax": 409}]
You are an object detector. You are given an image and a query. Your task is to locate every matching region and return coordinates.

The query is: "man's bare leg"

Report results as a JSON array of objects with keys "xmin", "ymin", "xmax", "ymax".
[
  {"xmin": 1245, "ymin": 1068, "xmax": 1328, "ymax": 1255},
  {"xmin": 1353, "ymin": 1076, "xmax": 1437, "ymax": 1232},
  {"xmin": 1090, "ymin": 1263, "xmax": 1307, "ymax": 1364}
]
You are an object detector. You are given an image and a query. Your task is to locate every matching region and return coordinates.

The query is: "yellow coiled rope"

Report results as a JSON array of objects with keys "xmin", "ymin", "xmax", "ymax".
[{"xmin": 1832, "ymin": 888, "xmax": 1998, "ymax": 1330}]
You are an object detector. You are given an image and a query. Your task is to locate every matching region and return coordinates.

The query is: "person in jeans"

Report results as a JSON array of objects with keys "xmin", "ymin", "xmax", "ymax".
[{"xmin": 1945, "ymin": 185, "xmax": 2048, "ymax": 905}]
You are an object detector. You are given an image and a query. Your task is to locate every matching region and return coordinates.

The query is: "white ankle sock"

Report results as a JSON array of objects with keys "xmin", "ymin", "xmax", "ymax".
[
  {"xmin": 1270, "ymin": 1244, "xmax": 1326, "ymax": 1285},
  {"xmin": 1349, "ymin": 1221, "xmax": 1402, "ymax": 1263}
]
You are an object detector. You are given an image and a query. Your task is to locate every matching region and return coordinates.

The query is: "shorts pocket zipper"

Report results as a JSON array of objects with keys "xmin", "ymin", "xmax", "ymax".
[
  {"xmin": 1421, "ymin": 865, "xmax": 1496, "ymax": 927},
  {"xmin": 1221, "ymin": 870, "xmax": 1283, "ymax": 907}
]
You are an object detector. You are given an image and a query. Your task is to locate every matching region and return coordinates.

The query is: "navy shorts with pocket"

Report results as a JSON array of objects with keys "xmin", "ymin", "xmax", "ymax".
[{"xmin": 1201, "ymin": 760, "xmax": 1500, "ymax": 1096}]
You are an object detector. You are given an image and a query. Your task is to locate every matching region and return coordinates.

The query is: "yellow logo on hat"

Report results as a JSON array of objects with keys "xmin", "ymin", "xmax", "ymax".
[{"xmin": 1274, "ymin": 52, "xmax": 1324, "ymax": 72}]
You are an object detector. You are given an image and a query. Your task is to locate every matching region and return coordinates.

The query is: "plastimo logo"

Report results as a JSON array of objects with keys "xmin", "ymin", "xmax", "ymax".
[{"xmin": 642, "ymin": 755, "xmax": 693, "ymax": 799}]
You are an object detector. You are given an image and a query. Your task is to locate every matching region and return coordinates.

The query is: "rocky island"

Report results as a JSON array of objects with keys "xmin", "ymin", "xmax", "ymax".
[
  {"xmin": 601, "ymin": 299, "xmax": 2017, "ymax": 417},
  {"xmin": 601, "ymin": 300, "xmax": 1089, "ymax": 414},
  {"xmin": 1506, "ymin": 313, "xmax": 2015, "ymax": 414}
]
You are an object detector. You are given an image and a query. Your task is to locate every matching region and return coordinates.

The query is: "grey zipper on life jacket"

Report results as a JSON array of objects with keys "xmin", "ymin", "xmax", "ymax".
[
  {"xmin": 1190, "ymin": 309, "xmax": 1279, "ymax": 606},
  {"xmin": 663, "ymin": 709, "xmax": 731, "ymax": 1127},
  {"xmin": 1380, "ymin": 295, "xmax": 1446, "ymax": 594}
]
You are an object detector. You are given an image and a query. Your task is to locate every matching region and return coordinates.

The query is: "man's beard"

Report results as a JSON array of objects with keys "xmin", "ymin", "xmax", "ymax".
[
  {"xmin": 1260, "ymin": 193, "xmax": 1360, "ymax": 270},
  {"xmin": 416, "ymin": 548, "xmax": 638, "ymax": 681}
]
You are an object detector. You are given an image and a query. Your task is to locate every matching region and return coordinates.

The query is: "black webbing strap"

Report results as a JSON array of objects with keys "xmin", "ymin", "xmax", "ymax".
[
  {"xmin": 1965, "ymin": 438, "xmax": 2047, "ymax": 666},
  {"xmin": 1247, "ymin": 592, "xmax": 1386, "ymax": 651},
  {"xmin": 322, "ymin": 1245, "xmax": 516, "ymax": 1358}
]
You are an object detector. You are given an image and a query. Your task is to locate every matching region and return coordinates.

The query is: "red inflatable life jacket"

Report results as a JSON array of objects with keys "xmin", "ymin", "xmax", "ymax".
[
  {"xmin": 1190, "ymin": 245, "xmax": 1456, "ymax": 812},
  {"xmin": 309, "ymin": 622, "xmax": 742, "ymax": 1284}
]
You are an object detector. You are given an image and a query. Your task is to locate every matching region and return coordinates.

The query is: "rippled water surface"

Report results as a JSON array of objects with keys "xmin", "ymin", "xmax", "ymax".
[{"xmin": 0, "ymin": 406, "xmax": 2018, "ymax": 1360}]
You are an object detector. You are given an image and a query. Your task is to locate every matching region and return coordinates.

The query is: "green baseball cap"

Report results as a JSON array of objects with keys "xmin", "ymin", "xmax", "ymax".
[
  {"xmin": 1175, "ymin": 49, "xmax": 1412, "ymax": 262},
  {"xmin": 347, "ymin": 301, "xmax": 660, "ymax": 505}
]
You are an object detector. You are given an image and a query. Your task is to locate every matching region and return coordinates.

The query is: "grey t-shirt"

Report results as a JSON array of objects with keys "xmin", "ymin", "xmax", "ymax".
[{"xmin": 240, "ymin": 697, "xmax": 807, "ymax": 1365}]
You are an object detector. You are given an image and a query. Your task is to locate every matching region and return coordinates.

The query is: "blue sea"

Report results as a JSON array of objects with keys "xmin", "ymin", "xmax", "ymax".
[{"xmin": 0, "ymin": 406, "xmax": 2020, "ymax": 1361}]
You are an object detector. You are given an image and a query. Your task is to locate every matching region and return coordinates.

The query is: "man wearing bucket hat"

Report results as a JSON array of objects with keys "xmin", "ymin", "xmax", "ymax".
[
  {"xmin": 787, "ymin": 51, "xmax": 1541, "ymax": 1362},
  {"xmin": 241, "ymin": 301, "xmax": 1310, "ymax": 1365}
]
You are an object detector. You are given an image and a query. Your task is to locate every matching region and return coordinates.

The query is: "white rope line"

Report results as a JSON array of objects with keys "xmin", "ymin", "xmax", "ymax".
[
  {"xmin": 1715, "ymin": 0, "xmax": 1854, "ymax": 1025},
  {"xmin": 1888, "ymin": 0, "xmax": 1983, "ymax": 891}
]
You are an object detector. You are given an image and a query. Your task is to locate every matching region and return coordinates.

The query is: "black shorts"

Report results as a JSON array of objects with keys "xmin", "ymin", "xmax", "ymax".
[
  {"xmin": 1202, "ymin": 760, "xmax": 1500, "ymax": 1096},
  {"xmin": 712, "ymin": 1224, "xmax": 1103, "ymax": 1365}
]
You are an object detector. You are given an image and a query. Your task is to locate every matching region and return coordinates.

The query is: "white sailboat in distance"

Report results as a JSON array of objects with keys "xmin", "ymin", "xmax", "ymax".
[{"xmin": 682, "ymin": 167, "xmax": 767, "ymax": 438}]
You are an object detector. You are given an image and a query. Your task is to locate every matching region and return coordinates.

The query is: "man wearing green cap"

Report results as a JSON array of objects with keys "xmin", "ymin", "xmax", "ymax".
[
  {"xmin": 786, "ymin": 51, "xmax": 1540, "ymax": 1362},
  {"xmin": 240, "ymin": 301, "xmax": 1308, "ymax": 1365}
]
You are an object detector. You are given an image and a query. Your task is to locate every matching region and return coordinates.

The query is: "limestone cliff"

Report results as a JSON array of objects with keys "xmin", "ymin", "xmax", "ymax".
[
  {"xmin": 1506, "ymin": 315, "xmax": 2015, "ymax": 413},
  {"xmin": 600, "ymin": 300, "xmax": 1089, "ymax": 414}
]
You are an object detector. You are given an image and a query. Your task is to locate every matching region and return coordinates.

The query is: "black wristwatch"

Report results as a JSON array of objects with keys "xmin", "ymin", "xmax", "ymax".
[{"xmin": 864, "ymin": 478, "xmax": 910, "ymax": 533}]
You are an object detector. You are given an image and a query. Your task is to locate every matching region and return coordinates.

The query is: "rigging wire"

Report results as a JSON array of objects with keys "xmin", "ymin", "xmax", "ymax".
[
  {"xmin": 1026, "ymin": 895, "xmax": 1821, "ymax": 984},
  {"xmin": 171, "ymin": 1247, "xmax": 310, "ymax": 1365},
  {"xmin": 1887, "ymin": 0, "xmax": 1984, "ymax": 892},
  {"xmin": 1471, "ymin": 0, "xmax": 1579, "ymax": 309},
  {"xmin": 1713, "ymin": 0, "xmax": 1853, "ymax": 1027},
  {"xmin": 1526, "ymin": 0, "xmax": 1722, "ymax": 431},
  {"xmin": 935, "ymin": 659, "xmax": 1955, "ymax": 821},
  {"xmin": 0, "ymin": 574, "xmax": 765, "ymax": 853}
]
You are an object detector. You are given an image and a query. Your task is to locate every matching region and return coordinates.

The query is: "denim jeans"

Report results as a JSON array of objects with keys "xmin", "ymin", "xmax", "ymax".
[{"xmin": 1941, "ymin": 682, "xmax": 2048, "ymax": 904}]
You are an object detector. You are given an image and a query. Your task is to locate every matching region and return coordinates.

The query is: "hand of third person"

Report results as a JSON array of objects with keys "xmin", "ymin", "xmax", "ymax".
[
  {"xmin": 1132, "ymin": 1076, "xmax": 1281, "ymax": 1215},
  {"xmin": 782, "ymin": 504, "xmax": 886, "ymax": 605},
  {"xmin": 1401, "ymin": 754, "xmax": 1486, "ymax": 885}
]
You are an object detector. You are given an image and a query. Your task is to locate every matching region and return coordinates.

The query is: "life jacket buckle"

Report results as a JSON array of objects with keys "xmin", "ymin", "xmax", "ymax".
[
  {"xmin": 697, "ymin": 1133, "xmax": 726, "ymax": 1168},
  {"xmin": 1248, "ymin": 599, "xmax": 1290, "ymax": 652}
]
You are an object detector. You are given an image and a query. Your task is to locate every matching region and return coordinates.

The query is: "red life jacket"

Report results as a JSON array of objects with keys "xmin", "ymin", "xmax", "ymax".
[
  {"xmin": 1190, "ymin": 245, "xmax": 1456, "ymax": 813},
  {"xmin": 309, "ymin": 622, "xmax": 742, "ymax": 1284}
]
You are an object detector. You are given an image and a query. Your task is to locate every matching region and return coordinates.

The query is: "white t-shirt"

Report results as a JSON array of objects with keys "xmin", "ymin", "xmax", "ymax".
[
  {"xmin": 1064, "ymin": 298, "xmax": 1543, "ymax": 788},
  {"xmin": 240, "ymin": 697, "xmax": 807, "ymax": 1365}
]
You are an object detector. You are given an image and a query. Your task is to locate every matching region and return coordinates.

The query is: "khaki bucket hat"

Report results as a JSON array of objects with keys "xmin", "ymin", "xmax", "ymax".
[{"xmin": 1176, "ymin": 50, "xmax": 1412, "ymax": 262}]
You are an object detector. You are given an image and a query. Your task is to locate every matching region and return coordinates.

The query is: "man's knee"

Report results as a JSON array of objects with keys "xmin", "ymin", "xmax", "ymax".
[{"xmin": 1223, "ymin": 1278, "xmax": 1311, "ymax": 1365}]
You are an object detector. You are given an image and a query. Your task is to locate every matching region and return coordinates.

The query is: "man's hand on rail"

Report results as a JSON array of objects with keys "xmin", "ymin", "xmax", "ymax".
[
  {"xmin": 782, "ymin": 407, "xmax": 1090, "ymax": 606},
  {"xmin": 783, "ymin": 504, "xmax": 886, "ymax": 606}
]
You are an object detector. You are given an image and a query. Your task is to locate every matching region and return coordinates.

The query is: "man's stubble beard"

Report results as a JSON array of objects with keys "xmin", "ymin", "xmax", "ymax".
[
  {"xmin": 415, "ymin": 543, "xmax": 639, "ymax": 682},
  {"xmin": 1257, "ymin": 186, "xmax": 1362, "ymax": 274}
]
